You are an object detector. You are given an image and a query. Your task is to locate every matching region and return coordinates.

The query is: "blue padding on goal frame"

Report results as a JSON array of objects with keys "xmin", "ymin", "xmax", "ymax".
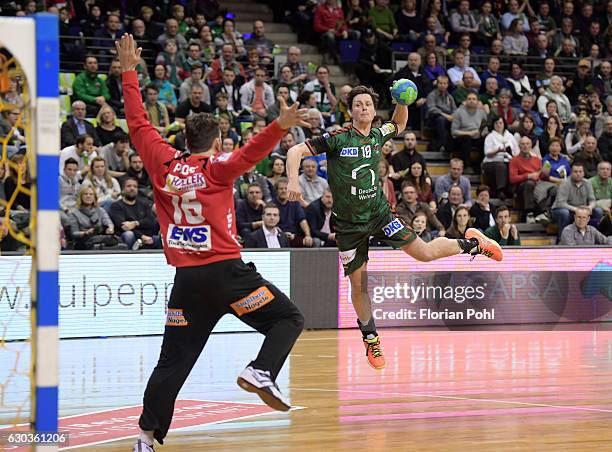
[
  {"xmin": 35, "ymin": 14, "xmax": 59, "ymax": 99},
  {"xmin": 37, "ymin": 154, "xmax": 59, "ymax": 210},
  {"xmin": 35, "ymin": 386, "xmax": 58, "ymax": 432},
  {"xmin": 37, "ymin": 271, "xmax": 59, "ymax": 326}
]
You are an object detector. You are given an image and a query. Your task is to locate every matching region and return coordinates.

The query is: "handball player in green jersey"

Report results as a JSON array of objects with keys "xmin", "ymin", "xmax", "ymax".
[{"xmin": 286, "ymin": 85, "xmax": 503, "ymax": 369}]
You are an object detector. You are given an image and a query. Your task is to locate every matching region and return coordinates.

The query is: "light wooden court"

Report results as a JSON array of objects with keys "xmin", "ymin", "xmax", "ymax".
[{"xmin": 66, "ymin": 328, "xmax": 612, "ymax": 452}]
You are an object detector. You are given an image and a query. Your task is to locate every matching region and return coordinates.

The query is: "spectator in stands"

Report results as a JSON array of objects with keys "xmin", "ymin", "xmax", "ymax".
[
  {"xmin": 503, "ymin": 19, "xmax": 529, "ymax": 56},
  {"xmin": 303, "ymin": 109, "xmax": 325, "ymax": 140},
  {"xmin": 97, "ymin": 133, "xmax": 130, "ymax": 177},
  {"xmin": 59, "ymin": 158, "xmax": 81, "ymax": 214},
  {"xmin": 492, "ymin": 89, "xmax": 520, "ymax": 131},
  {"xmin": 236, "ymin": 182, "xmax": 265, "ymax": 237},
  {"xmin": 240, "ymin": 66, "xmax": 275, "ymax": 119},
  {"xmin": 447, "ymin": 50, "xmax": 481, "ymax": 88},
  {"xmin": 152, "ymin": 64, "xmax": 178, "ymax": 115},
  {"xmin": 453, "ymin": 71, "xmax": 480, "ymax": 106},
  {"xmin": 476, "ymin": 0, "xmax": 501, "ymax": 44},
  {"xmin": 209, "ymin": 44, "xmax": 246, "ymax": 86},
  {"xmin": 600, "ymin": 116, "xmax": 612, "ymax": 162},
  {"xmin": 560, "ymin": 206, "xmax": 611, "ymax": 245},
  {"xmin": 506, "ymin": 62, "xmax": 534, "ymax": 103},
  {"xmin": 573, "ymin": 136, "xmax": 603, "ymax": 178},
  {"xmin": 276, "ymin": 65, "xmax": 301, "ymax": 102},
  {"xmin": 105, "ymin": 59, "xmax": 124, "ymax": 116},
  {"xmin": 314, "ymin": 0, "xmax": 358, "ymax": 64},
  {"xmin": 356, "ymin": 29, "xmax": 393, "ymax": 107},
  {"xmin": 426, "ymin": 75, "xmax": 456, "ymax": 153},
  {"xmin": 539, "ymin": 114, "xmax": 564, "ymax": 157},
  {"xmin": 479, "ymin": 78, "xmax": 499, "ymax": 114},
  {"xmin": 450, "ymin": 0, "xmax": 478, "ymax": 38},
  {"xmin": 299, "ymin": 159, "xmax": 329, "ymax": 207},
  {"xmin": 370, "ymin": 0, "xmax": 398, "ymax": 42},
  {"xmin": 422, "ymin": 52, "xmax": 447, "ymax": 84},
  {"xmin": 397, "ymin": 182, "xmax": 446, "ymax": 234},
  {"xmin": 178, "ymin": 63, "xmax": 211, "ymax": 105},
  {"xmin": 303, "ymin": 188, "xmax": 336, "ymax": 247},
  {"xmin": 119, "ymin": 154, "xmax": 153, "ymax": 200},
  {"xmin": 379, "ymin": 159, "xmax": 396, "ymax": 209},
  {"xmin": 244, "ymin": 49, "xmax": 261, "ymax": 82},
  {"xmin": 131, "ymin": 18, "xmax": 157, "ymax": 59},
  {"xmin": 594, "ymin": 62, "xmax": 611, "ymax": 99},
  {"xmin": 273, "ymin": 178, "xmax": 314, "ymax": 247},
  {"xmin": 110, "ymin": 178, "xmax": 160, "ymax": 250},
  {"xmin": 0, "ymin": 109, "xmax": 26, "ymax": 158},
  {"xmin": 157, "ymin": 18, "xmax": 188, "ymax": 50},
  {"xmin": 389, "ymin": 132, "xmax": 426, "ymax": 181},
  {"xmin": 272, "ymin": 131, "xmax": 298, "ymax": 161},
  {"xmin": 451, "ymin": 91, "xmax": 488, "ymax": 172},
  {"xmin": 155, "ymin": 39, "xmax": 186, "ymax": 88},
  {"xmin": 175, "ymin": 84, "xmax": 212, "ymax": 125},
  {"xmin": 514, "ymin": 114, "xmax": 540, "ymax": 158},
  {"xmin": 72, "ymin": 55, "xmax": 110, "ymax": 117},
  {"xmin": 244, "ymin": 203, "xmax": 290, "ymax": 248},
  {"xmin": 94, "ymin": 105, "xmax": 124, "ymax": 146},
  {"xmin": 566, "ymin": 60, "xmax": 596, "ymax": 105},
  {"xmin": 509, "ymin": 136, "xmax": 544, "ymax": 222},
  {"xmin": 489, "ymin": 39, "xmax": 504, "ymax": 58},
  {"xmin": 445, "ymin": 206, "xmax": 470, "ymax": 239},
  {"xmin": 417, "ymin": 34, "xmax": 446, "ymax": 67},
  {"xmin": 304, "ymin": 66, "xmax": 337, "ymax": 125},
  {"xmin": 552, "ymin": 162, "xmax": 601, "ymax": 234},
  {"xmin": 536, "ymin": 58, "xmax": 556, "ymax": 96},
  {"xmin": 93, "ymin": 13, "xmax": 123, "ymax": 64},
  {"xmin": 192, "ymin": 25, "xmax": 216, "ymax": 64},
  {"xmin": 143, "ymin": 84, "xmax": 170, "ymax": 136},
  {"xmin": 285, "ymin": 47, "xmax": 308, "ymax": 84},
  {"xmin": 536, "ymin": 1, "xmax": 556, "ymax": 36},
  {"xmin": 268, "ymin": 157, "xmax": 287, "ymax": 187},
  {"xmin": 396, "ymin": 0, "xmax": 423, "ymax": 44},
  {"xmin": 553, "ymin": 17, "xmax": 577, "ymax": 52},
  {"xmin": 469, "ymin": 185, "xmax": 496, "ymax": 231},
  {"xmin": 434, "ymin": 158, "xmax": 472, "ymax": 206},
  {"xmin": 483, "ymin": 116, "xmax": 519, "ymax": 199},
  {"xmin": 67, "ymin": 186, "xmax": 116, "ymax": 250},
  {"xmin": 537, "ymin": 76, "xmax": 573, "ymax": 126},
  {"xmin": 214, "ymin": 19, "xmax": 246, "ymax": 58},
  {"xmin": 484, "ymin": 205, "xmax": 521, "ymax": 245},
  {"xmin": 566, "ymin": 117, "xmax": 593, "ymax": 155},
  {"xmin": 393, "ymin": 53, "xmax": 432, "ymax": 129},
  {"xmin": 213, "ymin": 91, "xmax": 238, "ymax": 126},
  {"xmin": 81, "ymin": 157, "xmax": 121, "ymax": 210},
  {"xmin": 435, "ymin": 184, "xmax": 464, "ymax": 230},
  {"xmin": 235, "ymin": 167, "xmax": 273, "ymax": 202},
  {"xmin": 1, "ymin": 75, "xmax": 25, "ymax": 110},
  {"xmin": 529, "ymin": 34, "xmax": 552, "ymax": 60},
  {"xmin": 405, "ymin": 161, "xmax": 435, "ymax": 211},
  {"xmin": 589, "ymin": 161, "xmax": 611, "ymax": 214},
  {"xmin": 245, "ymin": 20, "xmax": 275, "ymax": 63},
  {"xmin": 480, "ymin": 57, "xmax": 508, "ymax": 92},
  {"xmin": 59, "ymin": 134, "xmax": 97, "ymax": 180},
  {"xmin": 182, "ymin": 42, "xmax": 204, "ymax": 76},
  {"xmin": 138, "ymin": 6, "xmax": 164, "ymax": 39},
  {"xmin": 409, "ymin": 211, "xmax": 431, "ymax": 242},
  {"xmin": 218, "ymin": 114, "xmax": 240, "ymax": 147},
  {"xmin": 212, "ymin": 67, "xmax": 243, "ymax": 113},
  {"xmin": 501, "ymin": 0, "xmax": 530, "ymax": 32},
  {"xmin": 582, "ymin": 21, "xmax": 605, "ymax": 57},
  {"xmin": 266, "ymin": 84, "xmax": 294, "ymax": 125},
  {"xmin": 423, "ymin": 0, "xmax": 449, "ymax": 45},
  {"xmin": 518, "ymin": 94, "xmax": 543, "ymax": 132},
  {"xmin": 3, "ymin": 154, "xmax": 30, "ymax": 210},
  {"xmin": 575, "ymin": 2, "xmax": 595, "ymax": 36},
  {"xmin": 556, "ymin": 38, "xmax": 578, "ymax": 59}
]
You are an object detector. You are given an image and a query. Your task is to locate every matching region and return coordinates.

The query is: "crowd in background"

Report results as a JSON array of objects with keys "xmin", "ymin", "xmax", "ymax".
[{"xmin": 0, "ymin": 0, "xmax": 610, "ymax": 251}]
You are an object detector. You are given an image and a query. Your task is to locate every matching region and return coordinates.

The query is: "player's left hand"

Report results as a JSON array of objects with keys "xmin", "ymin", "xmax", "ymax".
[
  {"xmin": 277, "ymin": 97, "xmax": 309, "ymax": 130},
  {"xmin": 115, "ymin": 33, "xmax": 142, "ymax": 72}
]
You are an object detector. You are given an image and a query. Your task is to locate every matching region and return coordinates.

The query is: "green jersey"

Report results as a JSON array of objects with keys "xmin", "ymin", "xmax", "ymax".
[{"xmin": 305, "ymin": 122, "xmax": 398, "ymax": 223}]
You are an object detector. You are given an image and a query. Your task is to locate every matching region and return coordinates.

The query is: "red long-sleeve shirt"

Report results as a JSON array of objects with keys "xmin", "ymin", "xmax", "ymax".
[
  {"xmin": 509, "ymin": 154, "xmax": 544, "ymax": 185},
  {"xmin": 122, "ymin": 70, "xmax": 284, "ymax": 267},
  {"xmin": 314, "ymin": 4, "xmax": 347, "ymax": 35}
]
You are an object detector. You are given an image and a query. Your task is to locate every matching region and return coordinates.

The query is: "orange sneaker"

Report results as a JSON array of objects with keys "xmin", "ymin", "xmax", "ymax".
[
  {"xmin": 363, "ymin": 335, "xmax": 386, "ymax": 369},
  {"xmin": 465, "ymin": 228, "xmax": 503, "ymax": 262}
]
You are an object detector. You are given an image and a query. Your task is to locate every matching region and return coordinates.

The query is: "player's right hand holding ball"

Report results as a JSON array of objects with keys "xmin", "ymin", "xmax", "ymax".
[{"xmin": 390, "ymin": 79, "xmax": 419, "ymax": 106}]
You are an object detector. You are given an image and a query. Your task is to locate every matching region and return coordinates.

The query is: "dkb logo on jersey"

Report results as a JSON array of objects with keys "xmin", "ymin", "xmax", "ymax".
[
  {"xmin": 340, "ymin": 147, "xmax": 359, "ymax": 157},
  {"xmin": 382, "ymin": 218, "xmax": 404, "ymax": 237},
  {"xmin": 167, "ymin": 224, "xmax": 212, "ymax": 251}
]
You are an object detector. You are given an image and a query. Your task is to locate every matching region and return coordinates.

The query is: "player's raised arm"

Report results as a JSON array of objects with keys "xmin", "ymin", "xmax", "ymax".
[
  {"xmin": 286, "ymin": 142, "xmax": 312, "ymax": 201},
  {"xmin": 390, "ymin": 102, "xmax": 409, "ymax": 135}
]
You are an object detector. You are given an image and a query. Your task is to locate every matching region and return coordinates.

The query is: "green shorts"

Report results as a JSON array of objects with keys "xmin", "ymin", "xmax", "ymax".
[{"xmin": 334, "ymin": 209, "xmax": 418, "ymax": 276}]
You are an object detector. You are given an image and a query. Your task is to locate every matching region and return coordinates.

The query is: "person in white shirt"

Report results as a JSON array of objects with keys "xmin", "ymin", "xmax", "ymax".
[
  {"xmin": 59, "ymin": 134, "xmax": 98, "ymax": 180},
  {"xmin": 483, "ymin": 116, "xmax": 519, "ymax": 199},
  {"xmin": 298, "ymin": 159, "xmax": 329, "ymax": 207},
  {"xmin": 446, "ymin": 50, "xmax": 481, "ymax": 88},
  {"xmin": 245, "ymin": 204, "xmax": 290, "ymax": 248}
]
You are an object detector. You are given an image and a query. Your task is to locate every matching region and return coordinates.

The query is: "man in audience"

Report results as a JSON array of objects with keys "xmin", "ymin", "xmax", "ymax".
[
  {"xmin": 119, "ymin": 153, "xmax": 152, "ymax": 200},
  {"xmin": 97, "ymin": 133, "xmax": 130, "ymax": 177},
  {"xmin": 453, "ymin": 71, "xmax": 480, "ymax": 106},
  {"xmin": 393, "ymin": 53, "xmax": 431, "ymax": 130},
  {"xmin": 236, "ymin": 183, "xmax": 266, "ymax": 238},
  {"xmin": 588, "ymin": 161, "xmax": 611, "ymax": 215},
  {"xmin": 447, "ymin": 50, "xmax": 481, "ymax": 89},
  {"xmin": 59, "ymin": 157, "xmax": 81, "ymax": 214},
  {"xmin": 306, "ymin": 189, "xmax": 337, "ymax": 247},
  {"xmin": 110, "ymin": 178, "xmax": 160, "ymax": 250},
  {"xmin": 273, "ymin": 178, "xmax": 314, "ymax": 247},
  {"xmin": 284, "ymin": 46, "xmax": 308, "ymax": 83},
  {"xmin": 143, "ymin": 84, "xmax": 170, "ymax": 136},
  {"xmin": 175, "ymin": 84, "xmax": 212, "ymax": 125},
  {"xmin": 559, "ymin": 206, "xmax": 611, "ymax": 245},
  {"xmin": 313, "ymin": 0, "xmax": 357, "ymax": 63},
  {"xmin": 212, "ymin": 67, "xmax": 242, "ymax": 113},
  {"xmin": 509, "ymin": 136, "xmax": 544, "ymax": 222},
  {"xmin": 451, "ymin": 91, "xmax": 487, "ymax": 172},
  {"xmin": 304, "ymin": 66, "xmax": 337, "ymax": 125},
  {"xmin": 573, "ymin": 136, "xmax": 603, "ymax": 178},
  {"xmin": 105, "ymin": 59, "xmax": 124, "ymax": 115},
  {"xmin": 72, "ymin": 55, "xmax": 110, "ymax": 116},
  {"xmin": 240, "ymin": 66, "xmax": 275, "ymax": 119},
  {"xmin": 94, "ymin": 13, "xmax": 123, "ymax": 64},
  {"xmin": 299, "ymin": 159, "xmax": 329, "ymax": 207},
  {"xmin": 450, "ymin": 0, "xmax": 479, "ymax": 38},
  {"xmin": 552, "ymin": 163, "xmax": 601, "ymax": 235},
  {"xmin": 566, "ymin": 59, "xmax": 596, "ymax": 104},
  {"xmin": 178, "ymin": 63, "xmax": 211, "ymax": 105},
  {"xmin": 518, "ymin": 94, "xmax": 543, "ymax": 131},
  {"xmin": 480, "ymin": 57, "xmax": 508, "ymax": 92},
  {"xmin": 396, "ymin": 182, "xmax": 446, "ymax": 235},
  {"xmin": 435, "ymin": 184, "xmax": 464, "ymax": 230},
  {"xmin": 426, "ymin": 75, "xmax": 457, "ymax": 153},
  {"xmin": 390, "ymin": 132, "xmax": 427, "ymax": 179},
  {"xmin": 245, "ymin": 20, "xmax": 275, "ymax": 64},
  {"xmin": 244, "ymin": 203, "xmax": 290, "ymax": 248},
  {"xmin": 59, "ymin": 134, "xmax": 97, "ymax": 180},
  {"xmin": 416, "ymin": 34, "xmax": 446, "ymax": 66},
  {"xmin": 529, "ymin": 34, "xmax": 552, "ymax": 59},
  {"xmin": 0, "ymin": 109, "xmax": 26, "ymax": 158},
  {"xmin": 484, "ymin": 205, "xmax": 521, "ymax": 245},
  {"xmin": 157, "ymin": 18, "xmax": 187, "ymax": 50},
  {"xmin": 434, "ymin": 158, "xmax": 473, "ymax": 206},
  {"xmin": 501, "ymin": 0, "xmax": 530, "ymax": 32},
  {"xmin": 208, "ymin": 44, "xmax": 246, "ymax": 85},
  {"xmin": 235, "ymin": 166, "xmax": 273, "ymax": 202}
]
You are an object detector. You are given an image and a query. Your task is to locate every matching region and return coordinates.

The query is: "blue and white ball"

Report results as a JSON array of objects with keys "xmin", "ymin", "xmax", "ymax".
[{"xmin": 390, "ymin": 79, "xmax": 418, "ymax": 106}]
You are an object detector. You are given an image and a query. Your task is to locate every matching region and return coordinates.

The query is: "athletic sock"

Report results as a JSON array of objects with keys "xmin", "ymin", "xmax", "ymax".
[
  {"xmin": 457, "ymin": 238, "xmax": 479, "ymax": 254},
  {"xmin": 139, "ymin": 430, "xmax": 154, "ymax": 447},
  {"xmin": 357, "ymin": 317, "xmax": 377, "ymax": 340}
]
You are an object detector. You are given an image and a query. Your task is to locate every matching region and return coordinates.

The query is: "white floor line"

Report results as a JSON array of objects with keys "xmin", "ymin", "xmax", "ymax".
[{"xmin": 289, "ymin": 387, "xmax": 612, "ymax": 414}]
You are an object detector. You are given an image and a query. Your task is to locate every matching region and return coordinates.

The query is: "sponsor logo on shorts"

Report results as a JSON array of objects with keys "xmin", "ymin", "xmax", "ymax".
[
  {"xmin": 382, "ymin": 218, "xmax": 404, "ymax": 237},
  {"xmin": 340, "ymin": 147, "xmax": 359, "ymax": 157},
  {"xmin": 166, "ymin": 224, "xmax": 212, "ymax": 251},
  {"xmin": 339, "ymin": 248, "xmax": 357, "ymax": 267},
  {"xmin": 165, "ymin": 173, "xmax": 207, "ymax": 192},
  {"xmin": 380, "ymin": 123, "xmax": 395, "ymax": 136},
  {"xmin": 166, "ymin": 308, "xmax": 188, "ymax": 326},
  {"xmin": 230, "ymin": 286, "xmax": 275, "ymax": 316}
]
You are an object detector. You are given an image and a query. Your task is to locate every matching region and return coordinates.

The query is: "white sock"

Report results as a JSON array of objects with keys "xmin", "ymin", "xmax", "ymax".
[{"xmin": 139, "ymin": 430, "xmax": 154, "ymax": 446}]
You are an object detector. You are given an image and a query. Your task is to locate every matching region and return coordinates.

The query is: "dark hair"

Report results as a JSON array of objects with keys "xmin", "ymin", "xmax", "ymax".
[
  {"xmin": 64, "ymin": 157, "xmax": 78, "ymax": 168},
  {"xmin": 571, "ymin": 162, "xmax": 585, "ymax": 170},
  {"xmin": 348, "ymin": 85, "xmax": 379, "ymax": 110},
  {"xmin": 400, "ymin": 180, "xmax": 417, "ymax": 192},
  {"xmin": 76, "ymin": 134, "xmax": 92, "ymax": 146},
  {"xmin": 215, "ymin": 91, "xmax": 229, "ymax": 100},
  {"xmin": 129, "ymin": 153, "xmax": 141, "ymax": 162},
  {"xmin": 297, "ymin": 90, "xmax": 314, "ymax": 106},
  {"xmin": 476, "ymin": 185, "xmax": 490, "ymax": 195},
  {"xmin": 145, "ymin": 83, "xmax": 159, "ymax": 93},
  {"xmin": 185, "ymin": 113, "xmax": 220, "ymax": 151},
  {"xmin": 263, "ymin": 202, "xmax": 280, "ymax": 213},
  {"xmin": 496, "ymin": 205, "xmax": 510, "ymax": 216},
  {"xmin": 122, "ymin": 176, "xmax": 139, "ymax": 188},
  {"xmin": 115, "ymin": 132, "xmax": 130, "ymax": 143},
  {"xmin": 492, "ymin": 115, "xmax": 508, "ymax": 130}
]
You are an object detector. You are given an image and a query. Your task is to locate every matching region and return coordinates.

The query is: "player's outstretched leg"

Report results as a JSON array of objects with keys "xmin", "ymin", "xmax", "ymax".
[
  {"xmin": 401, "ymin": 229, "xmax": 503, "ymax": 262},
  {"xmin": 349, "ymin": 264, "xmax": 386, "ymax": 370}
]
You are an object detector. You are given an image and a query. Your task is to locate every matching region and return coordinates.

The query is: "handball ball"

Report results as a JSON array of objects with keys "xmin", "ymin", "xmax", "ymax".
[{"xmin": 390, "ymin": 79, "xmax": 418, "ymax": 106}]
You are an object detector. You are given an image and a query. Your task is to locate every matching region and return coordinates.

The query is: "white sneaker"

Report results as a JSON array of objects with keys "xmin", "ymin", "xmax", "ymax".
[
  {"xmin": 535, "ymin": 213, "xmax": 551, "ymax": 225},
  {"xmin": 132, "ymin": 439, "xmax": 155, "ymax": 452},
  {"xmin": 526, "ymin": 213, "xmax": 536, "ymax": 224},
  {"xmin": 131, "ymin": 238, "xmax": 143, "ymax": 251},
  {"xmin": 237, "ymin": 366, "xmax": 291, "ymax": 412}
]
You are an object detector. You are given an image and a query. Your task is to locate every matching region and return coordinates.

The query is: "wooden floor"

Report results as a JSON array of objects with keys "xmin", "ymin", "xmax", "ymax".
[{"xmin": 3, "ymin": 329, "xmax": 612, "ymax": 450}]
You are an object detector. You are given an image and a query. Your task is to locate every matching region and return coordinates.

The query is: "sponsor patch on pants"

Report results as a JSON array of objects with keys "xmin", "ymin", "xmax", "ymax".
[
  {"xmin": 166, "ymin": 308, "xmax": 188, "ymax": 326},
  {"xmin": 230, "ymin": 286, "xmax": 275, "ymax": 316}
]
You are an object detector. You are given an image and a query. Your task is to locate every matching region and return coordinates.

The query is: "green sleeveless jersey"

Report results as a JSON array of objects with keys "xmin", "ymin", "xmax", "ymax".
[{"xmin": 305, "ymin": 122, "xmax": 398, "ymax": 224}]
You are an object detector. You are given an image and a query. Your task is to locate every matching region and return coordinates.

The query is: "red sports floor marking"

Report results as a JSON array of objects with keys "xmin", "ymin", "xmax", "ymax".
[{"xmin": 1, "ymin": 400, "xmax": 280, "ymax": 450}]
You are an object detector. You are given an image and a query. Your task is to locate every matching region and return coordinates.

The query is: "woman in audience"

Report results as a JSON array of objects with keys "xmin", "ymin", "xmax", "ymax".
[
  {"xmin": 4, "ymin": 154, "xmax": 30, "ymax": 210},
  {"xmin": 405, "ymin": 161, "xmax": 435, "ymax": 211},
  {"xmin": 152, "ymin": 64, "xmax": 178, "ymax": 114},
  {"xmin": 1, "ymin": 76, "xmax": 24, "ymax": 110},
  {"xmin": 67, "ymin": 186, "xmax": 116, "ymax": 250},
  {"xmin": 514, "ymin": 113, "xmax": 541, "ymax": 157},
  {"xmin": 214, "ymin": 19, "xmax": 245, "ymax": 57},
  {"xmin": 506, "ymin": 61, "xmax": 533, "ymax": 103},
  {"xmin": 483, "ymin": 116, "xmax": 518, "ymax": 199},
  {"xmin": 445, "ymin": 206, "xmax": 470, "ymax": 239},
  {"xmin": 221, "ymin": 137, "xmax": 236, "ymax": 153},
  {"xmin": 379, "ymin": 159, "xmax": 397, "ymax": 209},
  {"xmin": 155, "ymin": 39, "xmax": 186, "ymax": 88},
  {"xmin": 95, "ymin": 105, "xmax": 124, "ymax": 146},
  {"xmin": 537, "ymin": 75, "xmax": 573, "ymax": 126},
  {"xmin": 268, "ymin": 157, "xmax": 286, "ymax": 187},
  {"xmin": 502, "ymin": 20, "xmax": 528, "ymax": 56},
  {"xmin": 565, "ymin": 116, "xmax": 592, "ymax": 155},
  {"xmin": 411, "ymin": 211, "xmax": 432, "ymax": 243},
  {"xmin": 81, "ymin": 157, "xmax": 121, "ymax": 211},
  {"xmin": 476, "ymin": 0, "xmax": 501, "ymax": 45},
  {"xmin": 539, "ymin": 114, "xmax": 564, "ymax": 157},
  {"xmin": 218, "ymin": 114, "xmax": 240, "ymax": 146},
  {"xmin": 423, "ymin": 52, "xmax": 446, "ymax": 83},
  {"xmin": 469, "ymin": 185, "xmax": 497, "ymax": 232}
]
